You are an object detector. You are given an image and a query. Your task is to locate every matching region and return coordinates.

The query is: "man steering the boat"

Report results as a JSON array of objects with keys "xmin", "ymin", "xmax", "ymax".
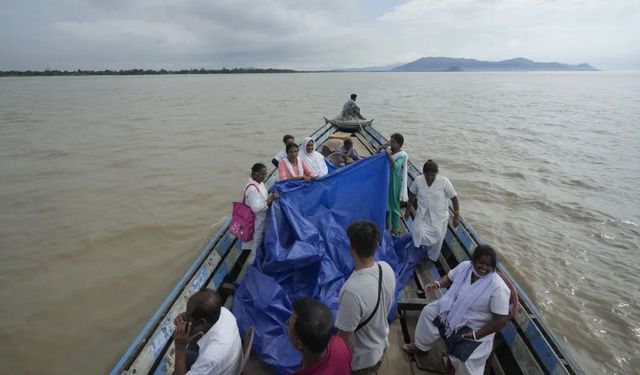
[{"xmin": 341, "ymin": 93, "xmax": 366, "ymax": 120}]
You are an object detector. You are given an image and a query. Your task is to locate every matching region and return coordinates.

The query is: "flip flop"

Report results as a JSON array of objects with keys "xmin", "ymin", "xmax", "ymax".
[{"xmin": 402, "ymin": 343, "xmax": 417, "ymax": 354}]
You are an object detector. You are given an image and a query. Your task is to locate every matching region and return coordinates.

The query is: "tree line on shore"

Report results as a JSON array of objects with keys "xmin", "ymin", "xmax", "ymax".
[{"xmin": 0, "ymin": 67, "xmax": 298, "ymax": 77}]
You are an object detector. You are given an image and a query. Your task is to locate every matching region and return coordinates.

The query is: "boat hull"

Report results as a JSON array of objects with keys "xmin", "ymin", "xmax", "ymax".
[{"xmin": 109, "ymin": 123, "xmax": 582, "ymax": 375}]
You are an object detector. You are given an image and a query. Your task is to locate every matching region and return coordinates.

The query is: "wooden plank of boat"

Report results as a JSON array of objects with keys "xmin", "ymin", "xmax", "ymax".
[
  {"xmin": 110, "ymin": 122, "xmax": 583, "ymax": 375},
  {"xmin": 362, "ymin": 125, "xmax": 582, "ymax": 375},
  {"xmin": 324, "ymin": 116, "xmax": 374, "ymax": 132}
]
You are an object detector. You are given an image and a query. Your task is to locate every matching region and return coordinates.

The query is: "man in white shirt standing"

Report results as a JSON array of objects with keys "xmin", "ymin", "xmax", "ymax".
[
  {"xmin": 405, "ymin": 160, "xmax": 460, "ymax": 262},
  {"xmin": 336, "ymin": 221, "xmax": 397, "ymax": 374},
  {"xmin": 173, "ymin": 289, "xmax": 243, "ymax": 375}
]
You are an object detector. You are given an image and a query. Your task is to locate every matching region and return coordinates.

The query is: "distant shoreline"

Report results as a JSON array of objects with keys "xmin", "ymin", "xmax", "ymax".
[{"xmin": 0, "ymin": 68, "xmax": 299, "ymax": 77}]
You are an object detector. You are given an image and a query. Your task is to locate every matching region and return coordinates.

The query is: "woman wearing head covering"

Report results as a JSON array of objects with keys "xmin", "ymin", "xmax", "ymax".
[
  {"xmin": 243, "ymin": 163, "xmax": 279, "ymax": 264},
  {"xmin": 299, "ymin": 137, "xmax": 329, "ymax": 177},
  {"xmin": 377, "ymin": 133, "xmax": 409, "ymax": 235},
  {"xmin": 278, "ymin": 143, "xmax": 316, "ymax": 181},
  {"xmin": 405, "ymin": 160, "xmax": 460, "ymax": 262},
  {"xmin": 402, "ymin": 245, "xmax": 511, "ymax": 375}
]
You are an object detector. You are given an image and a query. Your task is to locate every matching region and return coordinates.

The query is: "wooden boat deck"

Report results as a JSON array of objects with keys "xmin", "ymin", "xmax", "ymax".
[{"xmin": 109, "ymin": 122, "xmax": 583, "ymax": 375}]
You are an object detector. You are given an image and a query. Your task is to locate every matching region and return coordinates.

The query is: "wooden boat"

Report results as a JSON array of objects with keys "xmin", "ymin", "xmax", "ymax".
[
  {"xmin": 109, "ymin": 122, "xmax": 583, "ymax": 375},
  {"xmin": 323, "ymin": 116, "xmax": 374, "ymax": 131}
]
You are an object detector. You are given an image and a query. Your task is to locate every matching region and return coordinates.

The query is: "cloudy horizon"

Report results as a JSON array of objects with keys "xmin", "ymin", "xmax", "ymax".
[{"xmin": 1, "ymin": 0, "xmax": 639, "ymax": 71}]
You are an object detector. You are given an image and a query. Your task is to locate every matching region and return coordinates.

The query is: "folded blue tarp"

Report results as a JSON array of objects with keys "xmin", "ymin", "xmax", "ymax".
[{"xmin": 232, "ymin": 153, "xmax": 423, "ymax": 374}]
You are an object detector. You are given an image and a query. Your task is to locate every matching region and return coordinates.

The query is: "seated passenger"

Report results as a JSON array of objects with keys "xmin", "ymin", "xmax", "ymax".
[
  {"xmin": 288, "ymin": 297, "xmax": 352, "ymax": 375},
  {"xmin": 278, "ymin": 143, "xmax": 316, "ymax": 181},
  {"xmin": 242, "ymin": 163, "xmax": 279, "ymax": 264},
  {"xmin": 173, "ymin": 289, "xmax": 243, "ymax": 375},
  {"xmin": 402, "ymin": 245, "xmax": 510, "ymax": 375},
  {"xmin": 341, "ymin": 93, "xmax": 366, "ymax": 120},
  {"xmin": 300, "ymin": 137, "xmax": 329, "ymax": 177},
  {"xmin": 336, "ymin": 139, "xmax": 360, "ymax": 166},
  {"xmin": 272, "ymin": 134, "xmax": 295, "ymax": 168},
  {"xmin": 336, "ymin": 221, "xmax": 396, "ymax": 373}
]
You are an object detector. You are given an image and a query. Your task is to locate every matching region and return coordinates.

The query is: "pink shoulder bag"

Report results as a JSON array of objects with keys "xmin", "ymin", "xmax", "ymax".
[{"xmin": 229, "ymin": 184, "xmax": 259, "ymax": 242}]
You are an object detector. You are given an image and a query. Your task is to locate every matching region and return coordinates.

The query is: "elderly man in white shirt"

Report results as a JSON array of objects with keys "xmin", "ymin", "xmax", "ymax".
[
  {"xmin": 405, "ymin": 160, "xmax": 460, "ymax": 262},
  {"xmin": 173, "ymin": 289, "xmax": 243, "ymax": 375}
]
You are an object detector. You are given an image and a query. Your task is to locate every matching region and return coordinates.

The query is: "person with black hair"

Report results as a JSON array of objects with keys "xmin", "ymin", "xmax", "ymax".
[
  {"xmin": 173, "ymin": 289, "xmax": 243, "ymax": 375},
  {"xmin": 287, "ymin": 297, "xmax": 352, "ymax": 374},
  {"xmin": 336, "ymin": 221, "xmax": 396, "ymax": 374},
  {"xmin": 402, "ymin": 245, "xmax": 510, "ymax": 375},
  {"xmin": 404, "ymin": 159, "xmax": 460, "ymax": 262},
  {"xmin": 278, "ymin": 143, "xmax": 316, "ymax": 181},
  {"xmin": 272, "ymin": 134, "xmax": 296, "ymax": 168},
  {"xmin": 377, "ymin": 133, "xmax": 409, "ymax": 235},
  {"xmin": 242, "ymin": 163, "xmax": 279, "ymax": 264},
  {"xmin": 340, "ymin": 93, "xmax": 366, "ymax": 120},
  {"xmin": 337, "ymin": 138, "xmax": 361, "ymax": 166}
]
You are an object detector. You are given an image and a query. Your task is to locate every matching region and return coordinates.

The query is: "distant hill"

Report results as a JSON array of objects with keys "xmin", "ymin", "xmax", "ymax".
[
  {"xmin": 391, "ymin": 57, "xmax": 598, "ymax": 72},
  {"xmin": 331, "ymin": 62, "xmax": 405, "ymax": 72}
]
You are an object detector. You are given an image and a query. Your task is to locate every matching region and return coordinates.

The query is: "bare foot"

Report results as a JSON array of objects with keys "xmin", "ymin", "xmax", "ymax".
[{"xmin": 402, "ymin": 343, "xmax": 417, "ymax": 354}]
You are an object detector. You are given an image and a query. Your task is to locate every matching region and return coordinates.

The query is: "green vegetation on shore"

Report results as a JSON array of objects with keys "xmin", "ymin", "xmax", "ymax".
[{"xmin": 0, "ymin": 67, "xmax": 298, "ymax": 77}]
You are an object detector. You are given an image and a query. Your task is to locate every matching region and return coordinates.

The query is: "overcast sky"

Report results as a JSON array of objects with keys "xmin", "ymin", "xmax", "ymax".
[{"xmin": 1, "ymin": 0, "xmax": 639, "ymax": 71}]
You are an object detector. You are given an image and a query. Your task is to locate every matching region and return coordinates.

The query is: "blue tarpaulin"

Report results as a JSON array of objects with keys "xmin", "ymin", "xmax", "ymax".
[{"xmin": 232, "ymin": 153, "xmax": 423, "ymax": 374}]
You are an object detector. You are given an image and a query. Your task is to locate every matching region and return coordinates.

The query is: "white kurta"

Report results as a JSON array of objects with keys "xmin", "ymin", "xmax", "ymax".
[
  {"xmin": 414, "ymin": 262, "xmax": 510, "ymax": 375},
  {"xmin": 241, "ymin": 179, "xmax": 269, "ymax": 263},
  {"xmin": 273, "ymin": 149, "xmax": 287, "ymax": 162},
  {"xmin": 187, "ymin": 307, "xmax": 243, "ymax": 375},
  {"xmin": 409, "ymin": 175, "xmax": 456, "ymax": 260}
]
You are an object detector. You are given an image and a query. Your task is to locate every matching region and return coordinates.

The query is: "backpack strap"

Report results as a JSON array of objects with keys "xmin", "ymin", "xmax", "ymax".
[{"xmin": 355, "ymin": 263, "xmax": 383, "ymax": 332}]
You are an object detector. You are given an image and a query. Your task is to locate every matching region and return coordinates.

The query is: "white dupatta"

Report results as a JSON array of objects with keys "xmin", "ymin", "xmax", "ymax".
[
  {"xmin": 283, "ymin": 155, "xmax": 304, "ymax": 178},
  {"xmin": 392, "ymin": 150, "xmax": 409, "ymax": 202},
  {"xmin": 438, "ymin": 261, "xmax": 496, "ymax": 337},
  {"xmin": 299, "ymin": 137, "xmax": 327, "ymax": 177}
]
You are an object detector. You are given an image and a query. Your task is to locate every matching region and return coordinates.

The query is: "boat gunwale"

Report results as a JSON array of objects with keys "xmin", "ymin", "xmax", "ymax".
[
  {"xmin": 362, "ymin": 125, "xmax": 583, "ymax": 375},
  {"xmin": 111, "ymin": 122, "xmax": 583, "ymax": 375},
  {"xmin": 109, "ymin": 122, "xmax": 339, "ymax": 374}
]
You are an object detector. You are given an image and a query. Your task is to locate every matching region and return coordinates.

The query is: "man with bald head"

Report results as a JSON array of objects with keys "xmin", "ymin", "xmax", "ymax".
[{"xmin": 173, "ymin": 288, "xmax": 243, "ymax": 375}]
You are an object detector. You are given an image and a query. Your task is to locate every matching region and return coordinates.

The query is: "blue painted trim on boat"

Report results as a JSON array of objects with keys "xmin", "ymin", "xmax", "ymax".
[
  {"xmin": 213, "ymin": 262, "xmax": 229, "ymax": 289},
  {"xmin": 526, "ymin": 320, "xmax": 559, "ymax": 374},
  {"xmin": 217, "ymin": 235, "xmax": 233, "ymax": 257},
  {"xmin": 109, "ymin": 217, "xmax": 230, "ymax": 375},
  {"xmin": 501, "ymin": 321, "xmax": 518, "ymax": 347}
]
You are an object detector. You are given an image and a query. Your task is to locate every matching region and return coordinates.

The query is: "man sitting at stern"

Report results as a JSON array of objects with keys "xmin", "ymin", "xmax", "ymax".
[
  {"xmin": 173, "ymin": 289, "xmax": 243, "ymax": 375},
  {"xmin": 341, "ymin": 93, "xmax": 366, "ymax": 120}
]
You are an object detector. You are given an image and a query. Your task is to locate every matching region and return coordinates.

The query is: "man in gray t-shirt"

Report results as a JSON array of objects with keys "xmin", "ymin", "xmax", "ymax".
[{"xmin": 336, "ymin": 221, "xmax": 397, "ymax": 373}]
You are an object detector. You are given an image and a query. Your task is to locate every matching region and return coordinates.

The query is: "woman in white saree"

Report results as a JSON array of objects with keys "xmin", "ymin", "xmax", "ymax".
[
  {"xmin": 277, "ymin": 143, "xmax": 316, "ymax": 181},
  {"xmin": 403, "ymin": 245, "xmax": 511, "ymax": 375}
]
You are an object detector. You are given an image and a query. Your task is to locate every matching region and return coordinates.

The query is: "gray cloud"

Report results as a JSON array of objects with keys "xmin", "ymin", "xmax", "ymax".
[{"xmin": 0, "ymin": 0, "xmax": 638, "ymax": 70}]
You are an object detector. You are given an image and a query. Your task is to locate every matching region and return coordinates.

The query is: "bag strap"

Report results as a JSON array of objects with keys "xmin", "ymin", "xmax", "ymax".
[
  {"xmin": 355, "ymin": 263, "xmax": 383, "ymax": 332},
  {"xmin": 242, "ymin": 184, "xmax": 260, "ymax": 204}
]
